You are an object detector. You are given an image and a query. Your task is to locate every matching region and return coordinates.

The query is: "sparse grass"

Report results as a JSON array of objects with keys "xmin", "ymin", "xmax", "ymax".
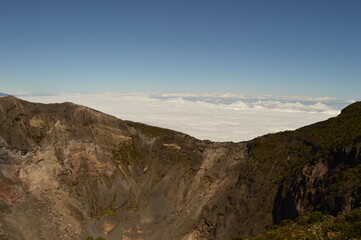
[
  {"xmin": 126, "ymin": 121, "xmax": 172, "ymax": 137},
  {"xmin": 32, "ymin": 133, "xmax": 44, "ymax": 144},
  {"xmin": 91, "ymin": 195, "xmax": 118, "ymax": 218},
  {"xmin": 203, "ymin": 175, "xmax": 213, "ymax": 183},
  {"xmin": 154, "ymin": 171, "xmax": 165, "ymax": 184},
  {"xmin": 112, "ymin": 142, "xmax": 140, "ymax": 165}
]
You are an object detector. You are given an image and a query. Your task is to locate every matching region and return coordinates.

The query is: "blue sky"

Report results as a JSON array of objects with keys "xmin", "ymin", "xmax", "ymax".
[{"xmin": 1, "ymin": 0, "xmax": 360, "ymax": 99}]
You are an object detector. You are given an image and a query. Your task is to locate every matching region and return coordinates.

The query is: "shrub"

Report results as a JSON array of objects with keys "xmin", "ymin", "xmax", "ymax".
[
  {"xmin": 279, "ymin": 219, "xmax": 293, "ymax": 226},
  {"xmin": 346, "ymin": 221, "xmax": 361, "ymax": 238},
  {"xmin": 308, "ymin": 211, "xmax": 326, "ymax": 223},
  {"xmin": 346, "ymin": 208, "xmax": 361, "ymax": 223},
  {"xmin": 295, "ymin": 215, "xmax": 309, "ymax": 225}
]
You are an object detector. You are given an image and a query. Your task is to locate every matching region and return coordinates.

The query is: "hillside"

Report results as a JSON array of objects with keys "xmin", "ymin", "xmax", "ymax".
[
  {"xmin": 233, "ymin": 209, "xmax": 361, "ymax": 240},
  {"xmin": 0, "ymin": 96, "xmax": 360, "ymax": 240}
]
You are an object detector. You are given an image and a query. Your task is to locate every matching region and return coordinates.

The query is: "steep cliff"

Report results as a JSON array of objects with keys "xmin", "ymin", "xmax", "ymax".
[{"xmin": 0, "ymin": 96, "xmax": 360, "ymax": 240}]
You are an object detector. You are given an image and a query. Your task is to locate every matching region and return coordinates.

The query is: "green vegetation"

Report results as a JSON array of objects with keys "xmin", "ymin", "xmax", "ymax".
[
  {"xmin": 232, "ymin": 209, "xmax": 361, "ymax": 240},
  {"xmin": 249, "ymin": 102, "xmax": 361, "ymax": 168},
  {"xmin": 112, "ymin": 142, "xmax": 140, "ymax": 165}
]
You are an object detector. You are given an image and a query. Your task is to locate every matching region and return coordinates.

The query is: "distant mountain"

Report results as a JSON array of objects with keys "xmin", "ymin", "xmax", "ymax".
[
  {"xmin": 0, "ymin": 96, "xmax": 360, "ymax": 240},
  {"xmin": 0, "ymin": 92, "xmax": 7, "ymax": 96}
]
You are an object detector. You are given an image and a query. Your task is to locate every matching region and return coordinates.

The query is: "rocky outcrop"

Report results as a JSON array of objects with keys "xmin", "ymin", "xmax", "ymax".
[
  {"xmin": 273, "ymin": 140, "xmax": 361, "ymax": 223},
  {"xmin": 0, "ymin": 96, "xmax": 361, "ymax": 240}
]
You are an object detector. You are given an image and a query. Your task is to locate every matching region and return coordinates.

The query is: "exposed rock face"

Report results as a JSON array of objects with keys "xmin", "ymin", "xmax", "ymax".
[{"xmin": 0, "ymin": 96, "xmax": 361, "ymax": 240}]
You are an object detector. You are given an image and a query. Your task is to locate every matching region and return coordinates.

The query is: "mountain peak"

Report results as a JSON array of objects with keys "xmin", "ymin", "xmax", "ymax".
[{"xmin": 341, "ymin": 101, "xmax": 361, "ymax": 114}]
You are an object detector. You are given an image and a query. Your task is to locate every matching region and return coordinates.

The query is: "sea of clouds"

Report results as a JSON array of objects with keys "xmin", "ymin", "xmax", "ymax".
[{"xmin": 14, "ymin": 92, "xmax": 354, "ymax": 142}]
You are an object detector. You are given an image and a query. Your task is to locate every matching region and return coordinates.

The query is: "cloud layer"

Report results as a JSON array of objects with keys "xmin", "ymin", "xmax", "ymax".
[{"xmin": 15, "ymin": 92, "xmax": 352, "ymax": 142}]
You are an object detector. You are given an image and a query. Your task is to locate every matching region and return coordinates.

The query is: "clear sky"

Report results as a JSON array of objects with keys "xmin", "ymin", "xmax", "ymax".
[{"xmin": 1, "ymin": 0, "xmax": 360, "ymax": 99}]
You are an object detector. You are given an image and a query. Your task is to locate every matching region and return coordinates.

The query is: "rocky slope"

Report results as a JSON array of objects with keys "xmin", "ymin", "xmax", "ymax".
[{"xmin": 0, "ymin": 96, "xmax": 360, "ymax": 240}]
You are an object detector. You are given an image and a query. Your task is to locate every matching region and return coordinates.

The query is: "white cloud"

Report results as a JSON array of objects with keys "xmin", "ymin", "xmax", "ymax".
[{"xmin": 15, "ymin": 92, "xmax": 351, "ymax": 142}]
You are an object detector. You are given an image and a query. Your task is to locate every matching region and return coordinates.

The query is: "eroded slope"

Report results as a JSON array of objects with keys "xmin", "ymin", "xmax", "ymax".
[
  {"xmin": 1, "ymin": 96, "xmax": 361, "ymax": 240},
  {"xmin": 0, "ymin": 96, "xmax": 252, "ymax": 240}
]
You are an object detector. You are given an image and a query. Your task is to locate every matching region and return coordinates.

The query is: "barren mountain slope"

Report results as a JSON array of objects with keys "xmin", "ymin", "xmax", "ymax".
[
  {"xmin": 0, "ymin": 96, "xmax": 361, "ymax": 240},
  {"xmin": 0, "ymin": 96, "xmax": 257, "ymax": 240}
]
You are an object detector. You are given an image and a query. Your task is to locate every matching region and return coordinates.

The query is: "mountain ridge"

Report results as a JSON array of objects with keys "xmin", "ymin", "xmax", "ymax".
[{"xmin": 0, "ymin": 96, "xmax": 360, "ymax": 240}]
